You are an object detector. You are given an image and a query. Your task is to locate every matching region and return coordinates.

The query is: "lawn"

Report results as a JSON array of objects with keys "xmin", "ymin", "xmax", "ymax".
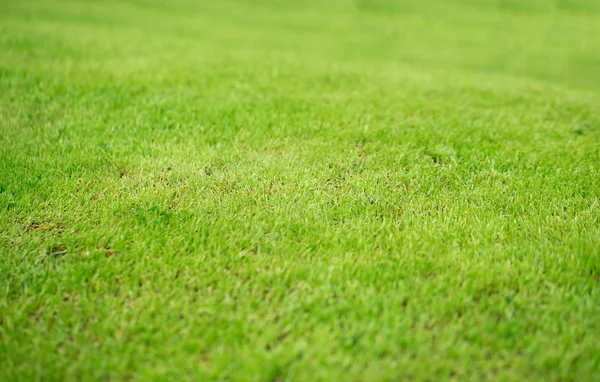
[{"xmin": 1, "ymin": 0, "xmax": 600, "ymax": 380}]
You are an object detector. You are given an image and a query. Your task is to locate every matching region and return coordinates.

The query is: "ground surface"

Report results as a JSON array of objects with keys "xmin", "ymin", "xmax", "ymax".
[{"xmin": 1, "ymin": 0, "xmax": 600, "ymax": 380}]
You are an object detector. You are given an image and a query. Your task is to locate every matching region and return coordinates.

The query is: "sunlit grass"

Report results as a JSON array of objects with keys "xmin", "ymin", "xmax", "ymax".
[{"xmin": 1, "ymin": 0, "xmax": 599, "ymax": 380}]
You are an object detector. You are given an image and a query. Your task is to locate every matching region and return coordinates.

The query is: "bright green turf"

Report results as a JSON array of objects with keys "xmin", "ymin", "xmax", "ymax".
[{"xmin": 1, "ymin": 0, "xmax": 600, "ymax": 380}]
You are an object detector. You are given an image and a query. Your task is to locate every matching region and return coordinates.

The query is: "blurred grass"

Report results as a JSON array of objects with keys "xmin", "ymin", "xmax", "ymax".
[{"xmin": 2, "ymin": 0, "xmax": 599, "ymax": 88}]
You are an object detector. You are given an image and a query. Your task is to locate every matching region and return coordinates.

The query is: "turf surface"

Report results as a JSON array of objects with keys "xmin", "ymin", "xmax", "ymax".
[{"xmin": 1, "ymin": 0, "xmax": 600, "ymax": 380}]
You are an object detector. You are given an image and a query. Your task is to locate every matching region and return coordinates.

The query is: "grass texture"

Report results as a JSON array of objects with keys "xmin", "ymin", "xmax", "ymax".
[{"xmin": 1, "ymin": 0, "xmax": 600, "ymax": 380}]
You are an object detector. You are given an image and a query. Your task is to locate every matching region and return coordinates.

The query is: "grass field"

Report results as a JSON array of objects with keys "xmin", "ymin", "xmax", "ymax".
[{"xmin": 1, "ymin": 0, "xmax": 600, "ymax": 380}]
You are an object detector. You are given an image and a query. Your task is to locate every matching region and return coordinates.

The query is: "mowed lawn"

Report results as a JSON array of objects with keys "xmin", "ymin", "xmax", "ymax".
[{"xmin": 1, "ymin": 0, "xmax": 600, "ymax": 380}]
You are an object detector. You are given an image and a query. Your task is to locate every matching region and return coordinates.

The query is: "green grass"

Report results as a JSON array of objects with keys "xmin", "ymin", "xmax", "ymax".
[{"xmin": 1, "ymin": 0, "xmax": 600, "ymax": 380}]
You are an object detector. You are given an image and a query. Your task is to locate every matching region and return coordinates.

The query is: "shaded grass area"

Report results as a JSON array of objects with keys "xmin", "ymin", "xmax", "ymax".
[{"xmin": 1, "ymin": 0, "xmax": 600, "ymax": 380}]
